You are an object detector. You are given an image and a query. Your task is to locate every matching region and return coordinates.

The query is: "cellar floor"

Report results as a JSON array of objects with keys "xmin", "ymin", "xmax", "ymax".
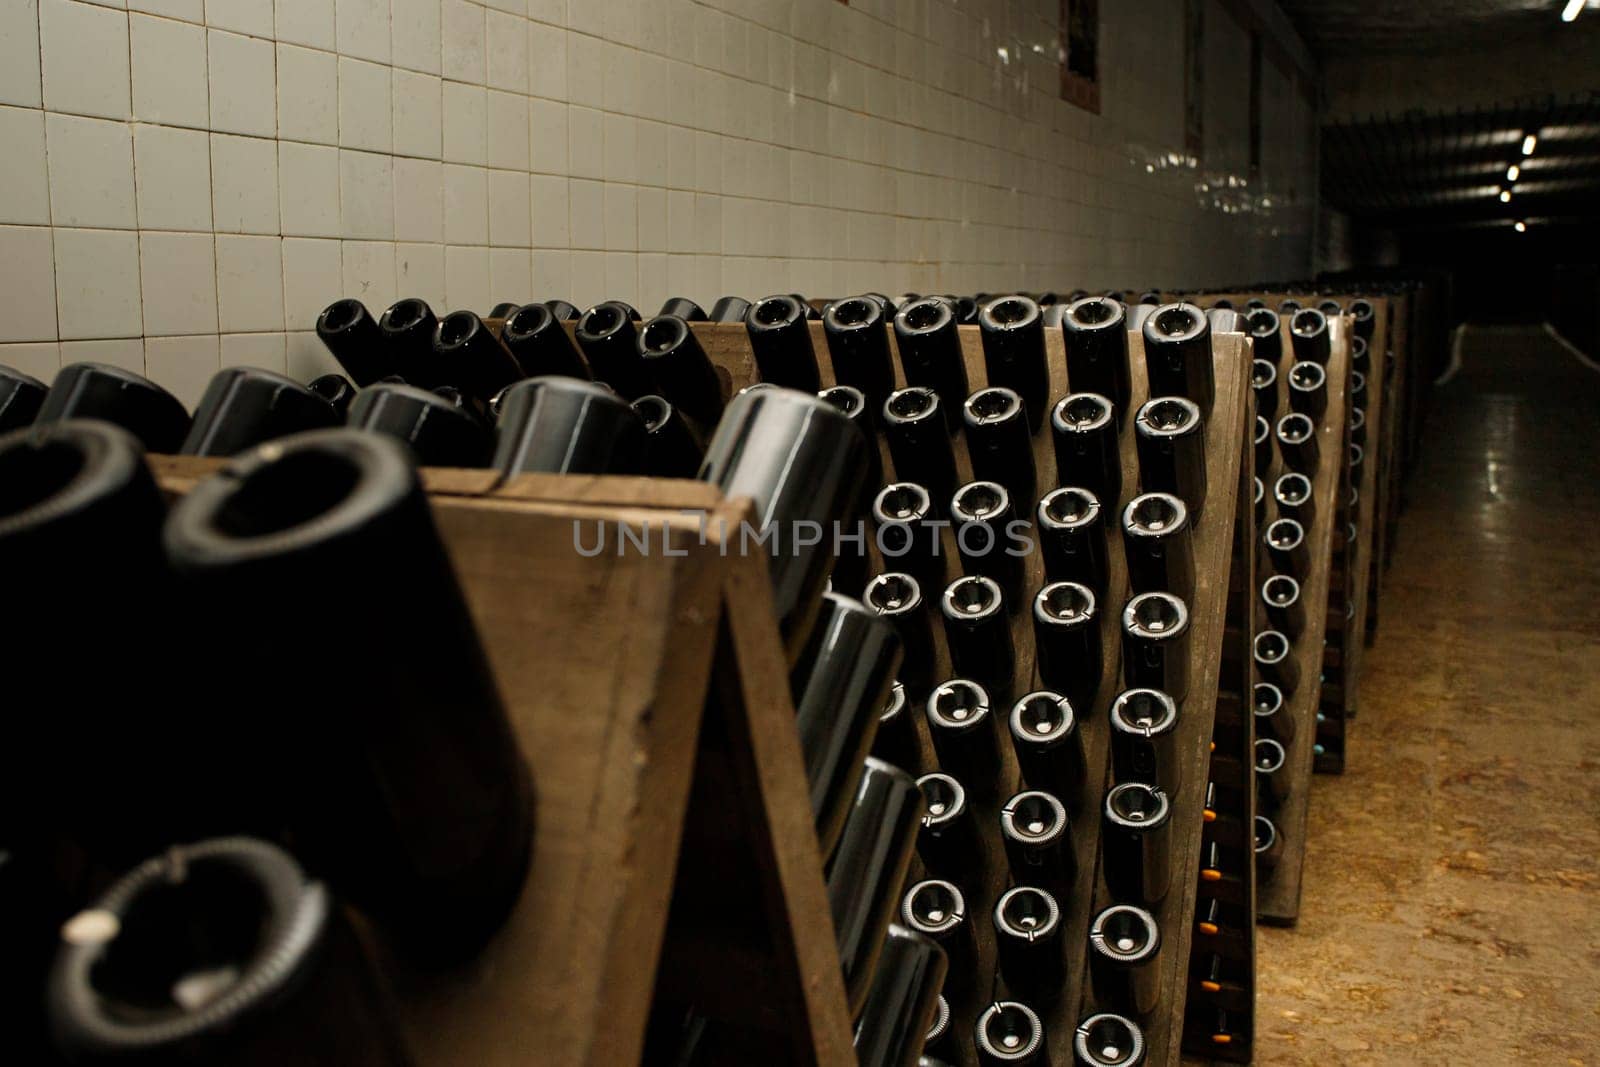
[{"xmin": 1248, "ymin": 324, "xmax": 1600, "ymax": 1065}]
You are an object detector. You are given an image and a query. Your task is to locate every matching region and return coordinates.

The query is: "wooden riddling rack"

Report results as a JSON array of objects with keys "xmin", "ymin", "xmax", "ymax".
[
  {"xmin": 685, "ymin": 319, "xmax": 1248, "ymax": 1067},
  {"xmin": 150, "ymin": 459, "xmax": 857, "ymax": 1067}
]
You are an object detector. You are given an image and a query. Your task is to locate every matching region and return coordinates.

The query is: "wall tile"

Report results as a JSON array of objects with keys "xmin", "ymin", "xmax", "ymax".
[
  {"xmin": 279, "ymin": 141, "xmax": 341, "ymax": 237},
  {"xmin": 0, "ymin": 227, "xmax": 59, "ymax": 342},
  {"xmin": 139, "ymin": 231, "xmax": 217, "ymax": 334},
  {"xmin": 0, "ymin": 107, "xmax": 50, "ymax": 225},
  {"xmin": 341, "ymin": 239, "xmax": 396, "ymax": 309},
  {"xmin": 336, "ymin": 0, "xmax": 389, "ymax": 65},
  {"xmin": 393, "ymin": 157, "xmax": 442, "ymax": 242},
  {"xmin": 220, "ymin": 330, "xmax": 287, "ymax": 372},
  {"xmin": 443, "ymin": 163, "xmax": 488, "ymax": 244},
  {"xmin": 211, "ymin": 133, "xmax": 279, "ymax": 234},
  {"xmin": 131, "ymin": 14, "xmax": 208, "ymax": 128},
  {"xmin": 206, "ymin": 0, "xmax": 272, "ymax": 38},
  {"xmin": 530, "ymin": 174, "xmax": 568, "ymax": 246},
  {"xmin": 277, "ymin": 44, "xmax": 339, "ymax": 145},
  {"xmin": 275, "ymin": 0, "xmax": 333, "ymax": 50},
  {"xmin": 602, "ymin": 182, "xmax": 635, "ymax": 251},
  {"xmin": 527, "ymin": 21, "xmax": 565, "ymax": 101},
  {"xmin": 286, "ymin": 329, "xmax": 339, "ymax": 380},
  {"xmin": 391, "ymin": 0, "xmax": 441, "ymax": 75},
  {"xmin": 280, "ymin": 236, "xmax": 341, "ymax": 328},
  {"xmin": 61, "ymin": 337, "xmax": 146, "ymax": 373},
  {"xmin": 529, "ymin": 98, "xmax": 568, "ymax": 174},
  {"xmin": 485, "ymin": 9, "xmax": 527, "ymax": 92},
  {"xmin": 0, "ymin": 343, "xmax": 61, "ymax": 382},
  {"xmin": 441, "ymin": 0, "xmax": 485, "ymax": 84},
  {"xmin": 392, "ymin": 69, "xmax": 443, "ymax": 159},
  {"xmin": 395, "ymin": 241, "xmax": 444, "ymax": 306},
  {"xmin": 443, "ymin": 244, "xmax": 488, "ymax": 309},
  {"xmin": 442, "ymin": 82, "xmax": 487, "ymax": 164},
  {"xmin": 40, "ymin": 0, "xmax": 130, "ymax": 120},
  {"xmin": 488, "ymin": 170, "xmax": 530, "ymax": 247},
  {"xmin": 0, "ymin": 0, "xmax": 43, "ymax": 108},
  {"xmin": 54, "ymin": 228, "xmax": 142, "ymax": 340},
  {"xmin": 339, "ymin": 57, "xmax": 394, "ymax": 152},
  {"xmin": 46, "ymin": 114, "xmax": 136, "ymax": 229},
  {"xmin": 144, "ymin": 334, "xmax": 219, "ymax": 409},
  {"xmin": 131, "ymin": 0, "xmax": 201, "ymax": 21},
  {"xmin": 530, "ymin": 247, "xmax": 569, "ymax": 298},
  {"xmin": 488, "ymin": 247, "xmax": 530, "ymax": 303},
  {"xmin": 215, "ymin": 233, "xmax": 284, "ymax": 331},
  {"xmin": 209, "ymin": 30, "xmax": 277, "ymax": 138},
  {"xmin": 568, "ymin": 177, "xmax": 601, "ymax": 249},
  {"xmin": 486, "ymin": 91, "xmax": 529, "ymax": 170},
  {"xmin": 339, "ymin": 149, "xmax": 395, "ymax": 239},
  {"xmin": 134, "ymin": 124, "xmax": 213, "ymax": 230}
]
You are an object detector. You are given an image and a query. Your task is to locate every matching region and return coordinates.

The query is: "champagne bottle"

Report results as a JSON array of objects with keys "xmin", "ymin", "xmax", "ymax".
[
  {"xmin": 1254, "ymin": 815, "xmax": 1284, "ymax": 874},
  {"xmin": 709, "ymin": 295, "xmax": 752, "ymax": 323},
  {"xmin": 1255, "ymin": 737, "xmax": 1290, "ymax": 806},
  {"xmin": 1252, "ymin": 358, "xmax": 1278, "ymax": 422},
  {"xmin": 1087, "ymin": 904, "xmax": 1162, "ymax": 1016},
  {"xmin": 1265, "ymin": 516, "xmax": 1309, "ymax": 574},
  {"xmin": 1261, "ymin": 573, "xmax": 1306, "ymax": 637},
  {"xmin": 575, "ymin": 302, "xmax": 651, "ymax": 398},
  {"xmin": 893, "ymin": 298, "xmax": 969, "ymax": 432},
  {"xmin": 658, "ymin": 296, "xmax": 707, "ymax": 321},
  {"xmin": 1254, "ymin": 415, "xmax": 1273, "ymax": 480},
  {"xmin": 37, "ymin": 363, "xmax": 191, "ymax": 453},
  {"xmin": 1009, "ymin": 690, "xmax": 1086, "ymax": 799},
  {"xmin": 1252, "ymin": 629, "xmax": 1300, "ymax": 695},
  {"xmin": 885, "ymin": 388, "xmax": 958, "ymax": 506},
  {"xmin": 978, "ymin": 296, "xmax": 1048, "ymax": 433},
  {"xmin": 1121, "ymin": 492, "xmax": 1194, "ymax": 598},
  {"xmin": 1287, "ymin": 361, "xmax": 1328, "ymax": 418},
  {"xmin": 308, "ymin": 373, "xmax": 358, "ymax": 416},
  {"xmin": 853, "ymin": 924, "xmax": 949, "ymax": 1067},
  {"xmin": 1134, "ymin": 396, "xmax": 1206, "ymax": 517},
  {"xmin": 746, "ymin": 295, "xmax": 822, "ymax": 392},
  {"xmin": 1000, "ymin": 791, "xmax": 1075, "ymax": 894},
  {"xmin": 1032, "ymin": 581, "xmax": 1102, "ymax": 713},
  {"xmin": 316, "ymin": 299, "xmax": 387, "ymax": 385},
  {"xmin": 1274, "ymin": 412, "xmax": 1319, "ymax": 472},
  {"xmin": 940, "ymin": 577, "xmax": 1015, "ymax": 708},
  {"xmin": 1074, "ymin": 1013, "xmax": 1146, "ymax": 1067},
  {"xmin": 992, "ymin": 886, "xmax": 1065, "ymax": 996},
  {"xmin": 47, "ymin": 837, "xmax": 412, "ymax": 1066},
  {"xmin": 1253, "ymin": 681, "xmax": 1293, "ymax": 744},
  {"xmin": 637, "ymin": 315, "xmax": 725, "ymax": 424},
  {"xmin": 963, "ymin": 387, "xmax": 1036, "ymax": 510},
  {"xmin": 915, "ymin": 772, "xmax": 982, "ymax": 879},
  {"xmin": 950, "ymin": 481, "xmax": 1023, "ymax": 605},
  {"xmin": 1142, "ymin": 304, "xmax": 1215, "ymax": 412},
  {"xmin": 544, "ymin": 298, "xmax": 581, "ymax": 321},
  {"xmin": 1062, "ymin": 297, "xmax": 1132, "ymax": 413},
  {"xmin": 872, "ymin": 483, "xmax": 945, "ymax": 592},
  {"xmin": 163, "ymin": 430, "xmax": 534, "ymax": 964},
  {"xmin": 865, "ymin": 572, "xmax": 936, "ymax": 697},
  {"xmin": 1050, "ymin": 393, "xmax": 1121, "ymax": 507},
  {"xmin": 180, "ymin": 368, "xmax": 341, "ymax": 457},
  {"xmin": 872, "ymin": 682, "xmax": 920, "ymax": 774},
  {"xmin": 925, "ymin": 679, "xmax": 1002, "ymax": 795},
  {"xmin": 1245, "ymin": 308, "xmax": 1283, "ymax": 369},
  {"xmin": 974, "ymin": 1001, "xmax": 1046, "ymax": 1066},
  {"xmin": 1101, "ymin": 782, "xmax": 1171, "ymax": 905},
  {"xmin": 493, "ymin": 377, "xmax": 647, "ymax": 476},
  {"xmin": 378, "ymin": 298, "xmax": 442, "ymax": 385},
  {"xmin": 1036, "ymin": 487, "xmax": 1108, "ymax": 596},
  {"xmin": 347, "ymin": 382, "xmax": 491, "ymax": 467},
  {"xmin": 825, "ymin": 297, "xmax": 897, "ymax": 413},
  {"xmin": 0, "ymin": 364, "xmax": 47, "ymax": 432},
  {"xmin": 899, "ymin": 880, "xmax": 974, "ymax": 985},
  {"xmin": 1109, "ymin": 688, "xmax": 1181, "ymax": 797},
  {"xmin": 632, "ymin": 395, "xmax": 705, "ymax": 478},
  {"xmin": 1288, "ymin": 309, "xmax": 1331, "ymax": 364},
  {"xmin": 1121, "ymin": 592, "xmax": 1190, "ymax": 704},
  {"xmin": 501, "ymin": 302, "xmax": 592, "ymax": 381}
]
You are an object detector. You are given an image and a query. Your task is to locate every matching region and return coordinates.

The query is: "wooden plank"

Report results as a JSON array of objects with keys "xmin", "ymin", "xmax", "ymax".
[{"xmin": 1254, "ymin": 321, "xmax": 1350, "ymax": 925}]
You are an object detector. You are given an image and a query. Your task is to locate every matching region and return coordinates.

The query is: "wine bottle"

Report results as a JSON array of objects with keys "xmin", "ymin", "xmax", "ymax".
[
  {"xmin": 1260, "ymin": 573, "xmax": 1306, "ymax": 637},
  {"xmin": 1274, "ymin": 472, "xmax": 1313, "ymax": 524},
  {"xmin": 163, "ymin": 430, "xmax": 534, "ymax": 963},
  {"xmin": 1253, "ymin": 681, "xmax": 1293, "ymax": 744},
  {"xmin": 1101, "ymin": 782, "xmax": 1171, "ymax": 905},
  {"xmin": 0, "ymin": 364, "xmax": 47, "ymax": 432},
  {"xmin": 180, "ymin": 368, "xmax": 341, "ymax": 457},
  {"xmin": 308, "ymin": 373, "xmax": 358, "ymax": 416},
  {"xmin": 1254, "ymin": 815, "xmax": 1284, "ymax": 874},
  {"xmin": 1255, "ymin": 737, "xmax": 1290, "ymax": 806},
  {"xmin": 828, "ymin": 757, "xmax": 925, "ymax": 1017},
  {"xmin": 1350, "ymin": 368, "xmax": 1367, "ymax": 405},
  {"xmin": 1245, "ymin": 298, "xmax": 1266, "ymax": 310},
  {"xmin": 978, "ymin": 296, "xmax": 1048, "ymax": 433},
  {"xmin": 1050, "ymin": 392, "xmax": 1121, "ymax": 505},
  {"xmin": 1120, "ymin": 492, "xmax": 1194, "ymax": 598},
  {"xmin": 893, "ymin": 298, "xmax": 968, "ymax": 432},
  {"xmin": 1287, "ymin": 361, "xmax": 1327, "ymax": 419},
  {"xmin": 1032, "ymin": 581, "xmax": 1102, "ymax": 713},
  {"xmin": 816, "ymin": 383, "xmax": 882, "ymax": 489},
  {"xmin": 1134, "ymin": 396, "xmax": 1207, "ymax": 517},
  {"xmin": 433, "ymin": 310, "xmax": 524, "ymax": 401},
  {"xmin": 1206, "ymin": 307, "xmax": 1238, "ymax": 334},
  {"xmin": 915, "ymin": 772, "xmax": 981, "ymax": 879},
  {"xmin": 963, "ymin": 387, "xmax": 1036, "ymax": 510},
  {"xmin": 1264, "ymin": 516, "xmax": 1309, "ymax": 575},
  {"xmin": 824, "ymin": 297, "xmax": 897, "ymax": 413},
  {"xmin": 1254, "ymin": 475, "xmax": 1265, "ymax": 528},
  {"xmin": 992, "ymin": 886, "xmax": 1064, "ymax": 996},
  {"xmin": 637, "ymin": 315, "xmax": 725, "ymax": 424},
  {"xmin": 632, "ymin": 395, "xmax": 705, "ymax": 478},
  {"xmin": 872, "ymin": 682, "xmax": 920, "ymax": 774},
  {"xmin": 950, "ymin": 481, "xmax": 1023, "ymax": 606},
  {"xmin": 1137, "ymin": 290, "xmax": 1162, "ymax": 305},
  {"xmin": 792, "ymin": 593, "xmax": 904, "ymax": 858},
  {"xmin": 853, "ymin": 924, "xmax": 950, "ymax": 1067},
  {"xmin": 1288, "ymin": 309, "xmax": 1331, "ymax": 364},
  {"xmin": 925, "ymin": 995, "xmax": 953, "ymax": 1056},
  {"xmin": 346, "ymin": 382, "xmax": 490, "ymax": 467},
  {"xmin": 885, "ymin": 388, "xmax": 958, "ymax": 506},
  {"xmin": 899, "ymin": 880, "xmax": 974, "ymax": 982},
  {"xmin": 37, "ymin": 362, "xmax": 191, "ymax": 453},
  {"xmin": 501, "ymin": 302, "xmax": 592, "ymax": 381},
  {"xmin": 1252, "ymin": 629, "xmax": 1300, "ymax": 695},
  {"xmin": 0, "ymin": 419, "xmax": 175, "ymax": 857},
  {"xmin": 1252, "ymin": 358, "xmax": 1279, "ymax": 422},
  {"xmin": 1074, "ymin": 1013, "xmax": 1146, "ymax": 1067},
  {"xmin": 378, "ymin": 298, "xmax": 443, "ymax": 385},
  {"xmin": 1121, "ymin": 592, "xmax": 1191, "ymax": 702},
  {"xmin": 1126, "ymin": 303, "xmax": 1157, "ymax": 334},
  {"xmin": 1254, "ymin": 415, "xmax": 1273, "ymax": 479},
  {"xmin": 865, "ymin": 573, "xmax": 937, "ymax": 697},
  {"xmin": 1274, "ymin": 412, "xmax": 1319, "ymax": 472},
  {"xmin": 493, "ymin": 376, "xmax": 646, "ymax": 476},
  {"xmin": 1349, "ymin": 298, "xmax": 1375, "ymax": 340},
  {"xmin": 545, "ymin": 298, "xmax": 581, "ymax": 321},
  {"xmin": 924, "ymin": 679, "xmax": 1002, "ymax": 794},
  {"xmin": 709, "ymin": 295, "xmax": 752, "ymax": 323},
  {"xmin": 316, "ymin": 299, "xmax": 388, "ymax": 385},
  {"xmin": 1000, "ymin": 791, "xmax": 1075, "ymax": 893},
  {"xmin": 1062, "ymin": 297, "xmax": 1132, "ymax": 413},
  {"xmin": 746, "ymin": 295, "xmax": 823, "ymax": 392},
  {"xmin": 47, "ymin": 837, "xmax": 412, "ymax": 1066},
  {"xmin": 940, "ymin": 577, "xmax": 1014, "ymax": 707},
  {"xmin": 974, "ymin": 1001, "xmax": 1046, "ymax": 1066},
  {"xmin": 1087, "ymin": 904, "xmax": 1162, "ymax": 1016},
  {"xmin": 872, "ymin": 483, "xmax": 945, "ymax": 592},
  {"xmin": 1350, "ymin": 405, "xmax": 1367, "ymax": 448},
  {"xmin": 575, "ymin": 302, "xmax": 652, "ymax": 398},
  {"xmin": 1109, "ymin": 688, "xmax": 1180, "ymax": 797},
  {"xmin": 701, "ymin": 386, "xmax": 872, "ymax": 656},
  {"xmin": 1278, "ymin": 298, "xmax": 1302, "ymax": 314},
  {"xmin": 952, "ymin": 295, "xmax": 979, "ymax": 324},
  {"xmin": 1209, "ymin": 298, "xmax": 1233, "ymax": 310},
  {"xmin": 1009, "ymin": 690, "xmax": 1086, "ymax": 800},
  {"xmin": 1142, "ymin": 304, "xmax": 1215, "ymax": 412},
  {"xmin": 1036, "ymin": 487, "xmax": 1108, "ymax": 596},
  {"xmin": 658, "ymin": 296, "xmax": 707, "ymax": 321},
  {"xmin": 1245, "ymin": 307, "xmax": 1283, "ymax": 368},
  {"xmin": 1318, "ymin": 299, "xmax": 1342, "ymax": 316},
  {"xmin": 1351, "ymin": 334, "xmax": 1371, "ymax": 376}
]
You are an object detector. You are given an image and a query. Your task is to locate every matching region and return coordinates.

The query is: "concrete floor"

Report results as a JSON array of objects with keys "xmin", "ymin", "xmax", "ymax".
[{"xmin": 1253, "ymin": 324, "xmax": 1600, "ymax": 1064}]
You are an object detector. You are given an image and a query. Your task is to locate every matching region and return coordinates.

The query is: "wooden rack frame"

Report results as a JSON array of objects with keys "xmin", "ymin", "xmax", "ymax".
[
  {"xmin": 151, "ymin": 458, "xmax": 857, "ymax": 1067},
  {"xmin": 684, "ymin": 319, "xmax": 1248, "ymax": 1067}
]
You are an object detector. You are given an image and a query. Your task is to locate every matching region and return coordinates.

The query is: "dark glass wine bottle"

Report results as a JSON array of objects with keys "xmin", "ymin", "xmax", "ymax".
[
  {"xmin": 978, "ymin": 296, "xmax": 1048, "ymax": 433},
  {"xmin": 893, "ymin": 298, "xmax": 968, "ymax": 432},
  {"xmin": 1288, "ymin": 309, "xmax": 1331, "ymax": 364},
  {"xmin": 709, "ymin": 295, "xmax": 752, "ymax": 323},
  {"xmin": 1245, "ymin": 307, "xmax": 1283, "ymax": 369},
  {"xmin": 501, "ymin": 302, "xmax": 592, "ymax": 381},
  {"xmin": 434, "ymin": 310, "xmax": 524, "ymax": 400},
  {"xmin": 0, "ymin": 364, "xmax": 47, "ymax": 432},
  {"xmin": 180, "ymin": 368, "xmax": 341, "ymax": 457},
  {"xmin": 865, "ymin": 572, "xmax": 936, "ymax": 697},
  {"xmin": 1036, "ymin": 487, "xmax": 1108, "ymax": 596},
  {"xmin": 316, "ymin": 299, "xmax": 387, "ymax": 385},
  {"xmin": 493, "ymin": 376, "xmax": 647, "ymax": 476},
  {"xmin": 378, "ymin": 298, "xmax": 443, "ymax": 385},
  {"xmin": 950, "ymin": 480, "xmax": 1023, "ymax": 606},
  {"xmin": 347, "ymin": 382, "xmax": 491, "ymax": 467},
  {"xmin": 1134, "ymin": 396, "xmax": 1206, "ymax": 517},
  {"xmin": 1032, "ymin": 581, "xmax": 1101, "ymax": 713},
  {"xmin": 1121, "ymin": 592, "xmax": 1191, "ymax": 702},
  {"xmin": 940, "ymin": 576, "xmax": 1014, "ymax": 707},
  {"xmin": 924, "ymin": 679, "xmax": 1002, "ymax": 795},
  {"xmin": 37, "ymin": 362, "xmax": 191, "ymax": 453},
  {"xmin": 163, "ymin": 430, "xmax": 534, "ymax": 964},
  {"xmin": 872, "ymin": 483, "xmax": 945, "ymax": 592},
  {"xmin": 824, "ymin": 297, "xmax": 897, "ymax": 413},
  {"xmin": 1000, "ymin": 790, "xmax": 1075, "ymax": 894},
  {"xmin": 575, "ymin": 302, "xmax": 651, "ymax": 398},
  {"xmin": 899, "ymin": 880, "xmax": 973, "ymax": 987},
  {"xmin": 658, "ymin": 296, "xmax": 706, "ymax": 321},
  {"xmin": 1101, "ymin": 782, "xmax": 1171, "ymax": 905},
  {"xmin": 1142, "ymin": 303, "xmax": 1215, "ymax": 412},
  {"xmin": 974, "ymin": 1001, "xmax": 1046, "ymax": 1066},
  {"xmin": 915, "ymin": 772, "xmax": 981, "ymax": 879},
  {"xmin": 1088, "ymin": 904, "xmax": 1162, "ymax": 1016},
  {"xmin": 308, "ymin": 373, "xmax": 358, "ymax": 416},
  {"xmin": 1009, "ymin": 690, "xmax": 1086, "ymax": 800},
  {"xmin": 637, "ymin": 315, "xmax": 725, "ymax": 424},
  {"xmin": 632, "ymin": 394, "xmax": 705, "ymax": 477},
  {"xmin": 1050, "ymin": 392, "xmax": 1121, "ymax": 506},
  {"xmin": 1287, "ymin": 361, "xmax": 1328, "ymax": 419},
  {"xmin": 1109, "ymin": 688, "xmax": 1181, "ymax": 797},
  {"xmin": 853, "ymin": 923, "xmax": 949, "ymax": 1067},
  {"xmin": 963, "ymin": 387, "xmax": 1036, "ymax": 510},
  {"xmin": 885, "ymin": 387, "xmax": 958, "ymax": 506},
  {"xmin": 1074, "ymin": 1013, "xmax": 1146, "ymax": 1067},
  {"xmin": 1121, "ymin": 492, "xmax": 1194, "ymax": 599},
  {"xmin": 1062, "ymin": 297, "xmax": 1132, "ymax": 412},
  {"xmin": 745, "ymin": 295, "xmax": 822, "ymax": 392}
]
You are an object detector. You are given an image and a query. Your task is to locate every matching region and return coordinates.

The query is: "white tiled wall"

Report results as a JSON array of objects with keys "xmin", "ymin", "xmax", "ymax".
[{"xmin": 0, "ymin": 0, "xmax": 1317, "ymax": 403}]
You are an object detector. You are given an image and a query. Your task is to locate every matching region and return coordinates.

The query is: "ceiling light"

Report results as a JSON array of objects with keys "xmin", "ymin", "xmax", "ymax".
[
  {"xmin": 1506, "ymin": 164, "xmax": 1521, "ymax": 181},
  {"xmin": 1500, "ymin": 190, "xmax": 1512, "ymax": 202},
  {"xmin": 1514, "ymin": 220, "xmax": 1527, "ymax": 232},
  {"xmin": 1562, "ymin": 0, "xmax": 1584, "ymax": 22},
  {"xmin": 1522, "ymin": 133, "xmax": 1538, "ymax": 155}
]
